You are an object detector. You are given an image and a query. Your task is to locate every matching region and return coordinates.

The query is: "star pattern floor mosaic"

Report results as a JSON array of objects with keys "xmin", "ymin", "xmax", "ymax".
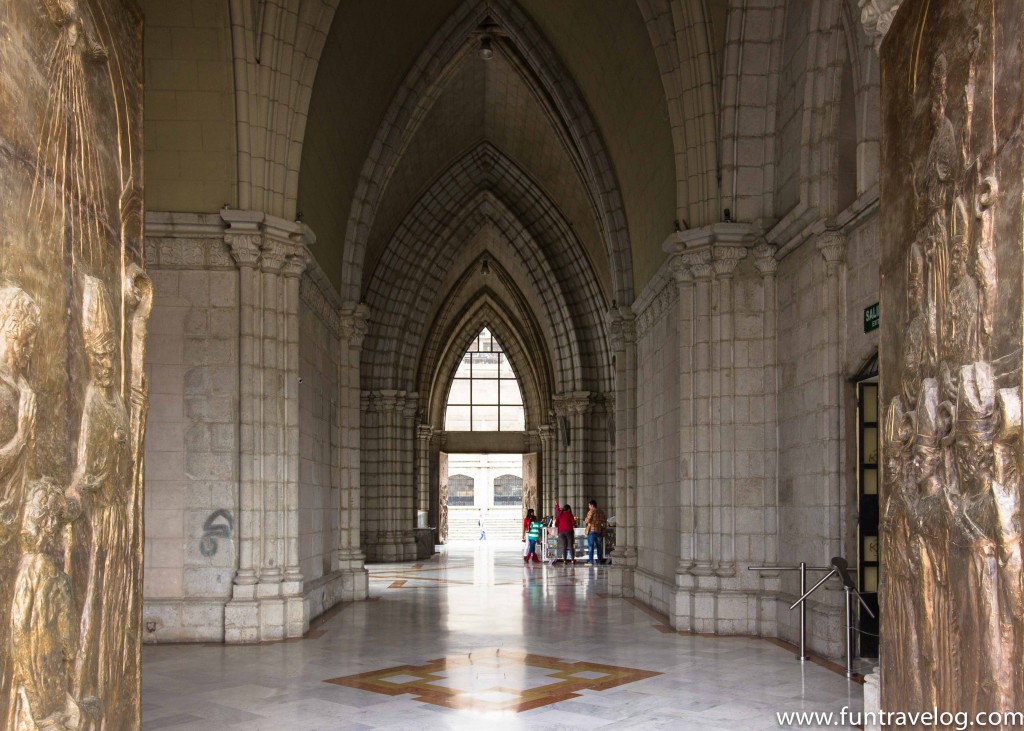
[{"xmin": 325, "ymin": 649, "xmax": 661, "ymax": 712}]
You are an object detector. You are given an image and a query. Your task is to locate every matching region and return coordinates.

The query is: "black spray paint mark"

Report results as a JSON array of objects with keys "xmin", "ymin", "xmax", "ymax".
[{"xmin": 199, "ymin": 509, "xmax": 233, "ymax": 557}]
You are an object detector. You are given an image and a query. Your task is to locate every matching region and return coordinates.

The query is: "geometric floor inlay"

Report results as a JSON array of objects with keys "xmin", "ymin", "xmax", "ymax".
[{"xmin": 325, "ymin": 649, "xmax": 661, "ymax": 713}]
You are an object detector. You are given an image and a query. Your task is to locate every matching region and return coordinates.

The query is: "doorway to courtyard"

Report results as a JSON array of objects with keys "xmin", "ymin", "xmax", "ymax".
[{"xmin": 440, "ymin": 452, "xmax": 539, "ymax": 541}]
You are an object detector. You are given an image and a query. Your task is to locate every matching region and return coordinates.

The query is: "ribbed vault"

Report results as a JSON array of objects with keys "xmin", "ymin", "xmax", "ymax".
[
  {"xmin": 360, "ymin": 145, "xmax": 612, "ymax": 397},
  {"xmin": 324, "ymin": 0, "xmax": 637, "ymax": 304}
]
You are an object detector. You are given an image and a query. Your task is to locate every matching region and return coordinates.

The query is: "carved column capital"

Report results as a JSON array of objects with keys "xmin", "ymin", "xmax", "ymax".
[
  {"xmin": 752, "ymin": 242, "xmax": 779, "ymax": 277},
  {"xmin": 259, "ymin": 241, "xmax": 288, "ymax": 273},
  {"xmin": 402, "ymin": 393, "xmax": 420, "ymax": 420},
  {"xmin": 227, "ymin": 234, "xmax": 262, "ymax": 268},
  {"xmin": 712, "ymin": 245, "xmax": 747, "ymax": 278},
  {"xmin": 281, "ymin": 248, "xmax": 309, "ymax": 279},
  {"xmin": 607, "ymin": 308, "xmax": 636, "ymax": 352},
  {"xmin": 537, "ymin": 424, "xmax": 555, "ymax": 444},
  {"xmin": 858, "ymin": 0, "xmax": 904, "ymax": 51},
  {"xmin": 816, "ymin": 230, "xmax": 848, "ymax": 274},
  {"xmin": 339, "ymin": 302, "xmax": 370, "ymax": 350},
  {"xmin": 682, "ymin": 248, "xmax": 713, "ymax": 280},
  {"xmin": 376, "ymin": 390, "xmax": 399, "ymax": 413},
  {"xmin": 669, "ymin": 254, "xmax": 694, "ymax": 285},
  {"xmin": 560, "ymin": 391, "xmax": 592, "ymax": 416},
  {"xmin": 417, "ymin": 424, "xmax": 434, "ymax": 441}
]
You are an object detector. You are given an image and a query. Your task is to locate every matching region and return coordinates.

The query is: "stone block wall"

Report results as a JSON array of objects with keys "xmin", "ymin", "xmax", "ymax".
[
  {"xmin": 299, "ymin": 300, "xmax": 340, "ymax": 583},
  {"xmin": 143, "ymin": 219, "xmax": 240, "ymax": 642},
  {"xmin": 141, "ymin": 0, "xmax": 235, "ymax": 212},
  {"xmin": 635, "ymin": 283, "xmax": 680, "ymax": 611},
  {"xmin": 774, "ymin": 236, "xmax": 849, "ymax": 657}
]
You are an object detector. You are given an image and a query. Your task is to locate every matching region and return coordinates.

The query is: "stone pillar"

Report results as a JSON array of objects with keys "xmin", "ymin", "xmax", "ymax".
[
  {"xmin": 608, "ymin": 308, "xmax": 637, "ymax": 596},
  {"xmin": 670, "ymin": 256, "xmax": 696, "ymax": 575},
  {"xmin": 281, "ymin": 247, "xmax": 307, "ymax": 635},
  {"xmin": 222, "ymin": 210, "xmax": 312, "ymax": 642},
  {"xmin": 227, "ymin": 234, "xmax": 261, "ymax": 596},
  {"xmin": 816, "ymin": 231, "xmax": 847, "ymax": 560},
  {"xmin": 365, "ymin": 389, "xmax": 418, "ymax": 562},
  {"xmin": 753, "ymin": 243, "xmax": 780, "ymax": 568},
  {"xmin": 401, "ymin": 397, "xmax": 419, "ymax": 560},
  {"xmin": 538, "ymin": 424, "xmax": 556, "ymax": 510},
  {"xmin": 566, "ymin": 392, "xmax": 591, "ymax": 510},
  {"xmin": 416, "ymin": 425, "xmax": 433, "ymax": 524},
  {"xmin": 686, "ymin": 248, "xmax": 715, "ymax": 576},
  {"xmin": 711, "ymin": 245, "xmax": 747, "ymax": 574},
  {"xmin": 335, "ymin": 303, "xmax": 368, "ymax": 598}
]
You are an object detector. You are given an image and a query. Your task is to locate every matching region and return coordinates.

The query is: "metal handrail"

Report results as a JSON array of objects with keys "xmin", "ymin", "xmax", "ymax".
[
  {"xmin": 748, "ymin": 562, "xmax": 832, "ymax": 662},
  {"xmin": 749, "ymin": 558, "xmax": 875, "ymax": 677}
]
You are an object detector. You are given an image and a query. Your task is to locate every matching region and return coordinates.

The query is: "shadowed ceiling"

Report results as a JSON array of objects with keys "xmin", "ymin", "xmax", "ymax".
[{"xmin": 298, "ymin": 0, "xmax": 675, "ymax": 297}]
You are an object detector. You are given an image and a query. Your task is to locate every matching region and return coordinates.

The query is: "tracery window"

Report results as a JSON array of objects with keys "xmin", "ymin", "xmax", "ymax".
[
  {"xmin": 448, "ymin": 474, "xmax": 475, "ymax": 506},
  {"xmin": 444, "ymin": 327, "xmax": 525, "ymax": 431},
  {"xmin": 493, "ymin": 474, "xmax": 523, "ymax": 506}
]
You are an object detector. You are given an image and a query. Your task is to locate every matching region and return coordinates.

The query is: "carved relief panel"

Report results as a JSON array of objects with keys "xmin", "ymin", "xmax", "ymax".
[
  {"xmin": 0, "ymin": 1, "xmax": 146, "ymax": 729},
  {"xmin": 880, "ymin": 0, "xmax": 1024, "ymax": 719}
]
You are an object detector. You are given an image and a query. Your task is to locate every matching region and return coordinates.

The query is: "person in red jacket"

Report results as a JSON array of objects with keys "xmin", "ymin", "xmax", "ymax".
[{"xmin": 554, "ymin": 502, "xmax": 575, "ymax": 564}]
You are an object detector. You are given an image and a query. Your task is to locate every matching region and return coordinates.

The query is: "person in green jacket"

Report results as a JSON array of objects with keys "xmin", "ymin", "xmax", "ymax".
[{"xmin": 524, "ymin": 513, "xmax": 543, "ymax": 564}]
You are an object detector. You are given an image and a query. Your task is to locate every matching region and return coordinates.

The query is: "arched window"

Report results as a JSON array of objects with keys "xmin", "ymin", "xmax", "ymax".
[
  {"xmin": 448, "ymin": 474, "xmax": 475, "ymax": 506},
  {"xmin": 493, "ymin": 474, "xmax": 523, "ymax": 506},
  {"xmin": 444, "ymin": 327, "xmax": 525, "ymax": 431}
]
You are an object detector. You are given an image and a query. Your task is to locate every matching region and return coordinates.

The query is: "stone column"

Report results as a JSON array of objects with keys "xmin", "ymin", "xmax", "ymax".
[
  {"xmin": 416, "ymin": 425, "xmax": 433, "ymax": 524},
  {"xmin": 566, "ymin": 391, "xmax": 591, "ymax": 511},
  {"xmin": 222, "ymin": 210, "xmax": 312, "ymax": 642},
  {"xmin": 753, "ymin": 243, "xmax": 780, "ymax": 568},
  {"xmin": 538, "ymin": 424, "xmax": 556, "ymax": 510},
  {"xmin": 608, "ymin": 308, "xmax": 637, "ymax": 596},
  {"xmin": 226, "ymin": 233, "xmax": 261, "ymax": 597},
  {"xmin": 816, "ymin": 231, "xmax": 847, "ymax": 559},
  {"xmin": 686, "ymin": 248, "xmax": 715, "ymax": 576},
  {"xmin": 335, "ymin": 304, "xmax": 369, "ymax": 598},
  {"xmin": 281, "ymin": 248, "xmax": 307, "ymax": 636},
  {"xmin": 401, "ymin": 397, "xmax": 419, "ymax": 560},
  {"xmin": 670, "ymin": 255, "xmax": 696, "ymax": 575},
  {"xmin": 360, "ymin": 391, "xmax": 380, "ymax": 558},
  {"xmin": 258, "ymin": 242, "xmax": 285, "ymax": 593},
  {"xmin": 711, "ymin": 245, "xmax": 747, "ymax": 574}
]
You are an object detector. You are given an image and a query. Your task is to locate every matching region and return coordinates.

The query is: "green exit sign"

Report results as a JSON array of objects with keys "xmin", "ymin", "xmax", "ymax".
[{"xmin": 864, "ymin": 303, "xmax": 879, "ymax": 333}]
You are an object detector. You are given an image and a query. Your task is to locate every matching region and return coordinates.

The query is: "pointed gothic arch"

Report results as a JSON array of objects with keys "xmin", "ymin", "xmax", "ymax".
[{"xmin": 361, "ymin": 146, "xmax": 612, "ymax": 396}]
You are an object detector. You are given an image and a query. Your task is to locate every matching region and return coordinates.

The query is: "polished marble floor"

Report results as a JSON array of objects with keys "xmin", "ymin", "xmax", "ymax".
[{"xmin": 142, "ymin": 542, "xmax": 864, "ymax": 730}]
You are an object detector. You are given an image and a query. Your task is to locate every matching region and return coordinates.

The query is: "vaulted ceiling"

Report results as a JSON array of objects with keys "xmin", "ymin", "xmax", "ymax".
[{"xmin": 298, "ymin": 0, "xmax": 676, "ymax": 298}]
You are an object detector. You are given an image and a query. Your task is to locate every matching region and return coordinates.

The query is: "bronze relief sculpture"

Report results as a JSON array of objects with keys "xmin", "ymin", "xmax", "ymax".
[
  {"xmin": 881, "ymin": 0, "xmax": 1024, "ymax": 720},
  {"xmin": 0, "ymin": 0, "xmax": 146, "ymax": 728}
]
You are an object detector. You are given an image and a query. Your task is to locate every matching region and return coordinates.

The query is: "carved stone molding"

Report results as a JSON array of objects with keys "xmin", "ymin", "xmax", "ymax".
[
  {"xmin": 859, "ymin": 0, "xmax": 904, "ymax": 50},
  {"xmin": 669, "ymin": 254, "xmax": 694, "ymax": 284},
  {"xmin": 816, "ymin": 230, "xmax": 848, "ymax": 274},
  {"xmin": 712, "ymin": 245, "xmax": 747, "ymax": 278},
  {"xmin": 683, "ymin": 248, "xmax": 714, "ymax": 280},
  {"xmin": 607, "ymin": 308, "xmax": 637, "ymax": 351},
  {"xmin": 340, "ymin": 302, "xmax": 371, "ymax": 350},
  {"xmin": 752, "ymin": 242, "xmax": 779, "ymax": 277}
]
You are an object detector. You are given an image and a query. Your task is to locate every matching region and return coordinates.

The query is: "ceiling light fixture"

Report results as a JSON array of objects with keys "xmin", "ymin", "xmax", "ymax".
[
  {"xmin": 481, "ymin": 258, "xmax": 490, "ymax": 275},
  {"xmin": 479, "ymin": 36, "xmax": 493, "ymax": 60}
]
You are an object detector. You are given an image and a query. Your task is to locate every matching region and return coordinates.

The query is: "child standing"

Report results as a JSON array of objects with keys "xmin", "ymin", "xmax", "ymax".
[{"xmin": 524, "ymin": 513, "xmax": 543, "ymax": 564}]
